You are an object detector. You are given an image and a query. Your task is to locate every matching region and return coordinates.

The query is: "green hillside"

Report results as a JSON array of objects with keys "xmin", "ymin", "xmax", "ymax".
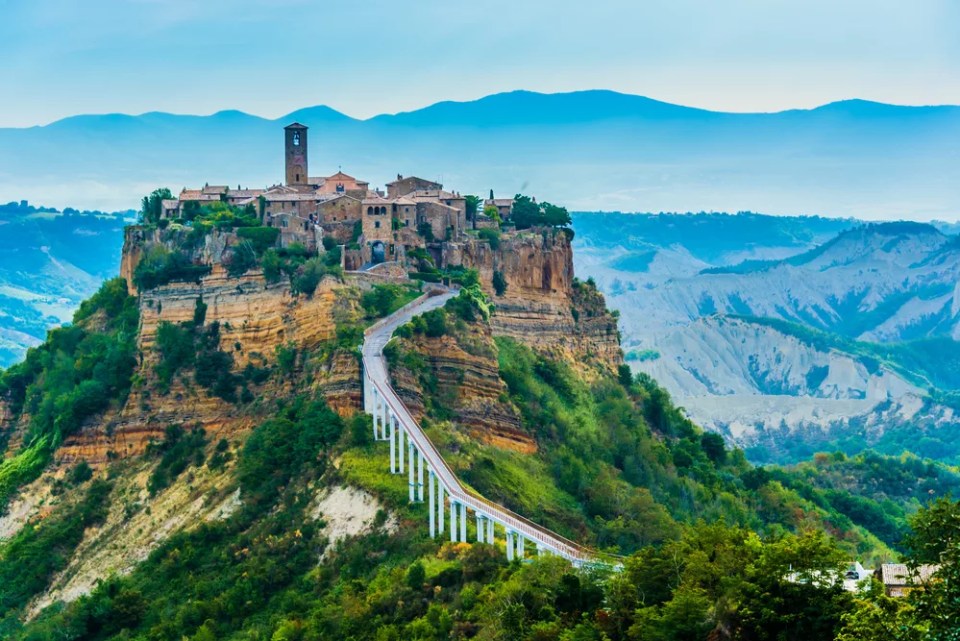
[{"xmin": 1, "ymin": 275, "xmax": 958, "ymax": 638}]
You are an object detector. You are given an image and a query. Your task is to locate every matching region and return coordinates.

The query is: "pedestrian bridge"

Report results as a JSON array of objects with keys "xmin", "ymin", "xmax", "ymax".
[{"xmin": 361, "ymin": 288, "xmax": 618, "ymax": 568}]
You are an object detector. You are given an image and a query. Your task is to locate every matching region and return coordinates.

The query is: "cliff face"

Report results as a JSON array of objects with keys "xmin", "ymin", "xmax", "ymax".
[
  {"xmin": 57, "ymin": 265, "xmax": 364, "ymax": 467},
  {"xmin": 442, "ymin": 229, "xmax": 621, "ymax": 376},
  {"xmin": 388, "ymin": 321, "xmax": 533, "ymax": 453}
]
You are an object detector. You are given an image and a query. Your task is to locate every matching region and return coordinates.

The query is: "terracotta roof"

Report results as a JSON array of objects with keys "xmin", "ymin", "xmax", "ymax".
[
  {"xmin": 202, "ymin": 185, "xmax": 228, "ymax": 194},
  {"xmin": 391, "ymin": 197, "xmax": 417, "ymax": 206},
  {"xmin": 486, "ymin": 198, "xmax": 514, "ymax": 207},
  {"xmin": 326, "ymin": 171, "xmax": 358, "ymax": 182},
  {"xmin": 385, "ymin": 175, "xmax": 441, "ymax": 187},
  {"xmin": 362, "ymin": 193, "xmax": 390, "ymax": 204},
  {"xmin": 881, "ymin": 564, "xmax": 939, "ymax": 586}
]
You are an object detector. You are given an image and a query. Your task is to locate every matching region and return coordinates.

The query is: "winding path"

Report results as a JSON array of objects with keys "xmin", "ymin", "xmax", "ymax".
[{"xmin": 361, "ymin": 287, "xmax": 613, "ymax": 567}]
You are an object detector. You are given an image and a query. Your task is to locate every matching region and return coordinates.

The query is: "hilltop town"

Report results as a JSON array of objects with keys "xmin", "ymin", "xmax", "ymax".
[{"xmin": 156, "ymin": 123, "xmax": 515, "ymax": 270}]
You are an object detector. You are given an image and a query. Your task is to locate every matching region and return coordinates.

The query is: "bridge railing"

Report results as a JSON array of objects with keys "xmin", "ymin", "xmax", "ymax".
[{"xmin": 362, "ymin": 294, "xmax": 623, "ymax": 566}]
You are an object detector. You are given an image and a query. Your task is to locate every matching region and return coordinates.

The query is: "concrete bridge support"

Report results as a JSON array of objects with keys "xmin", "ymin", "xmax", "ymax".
[
  {"xmin": 407, "ymin": 442, "xmax": 415, "ymax": 503},
  {"xmin": 487, "ymin": 517, "xmax": 494, "ymax": 544},
  {"xmin": 459, "ymin": 503, "xmax": 467, "ymax": 542},
  {"xmin": 506, "ymin": 531, "xmax": 515, "ymax": 561},
  {"xmin": 438, "ymin": 484, "xmax": 445, "ymax": 535},
  {"xmin": 417, "ymin": 449, "xmax": 424, "ymax": 502},
  {"xmin": 389, "ymin": 414, "xmax": 396, "ymax": 473},
  {"xmin": 450, "ymin": 501, "xmax": 458, "ymax": 543},
  {"xmin": 476, "ymin": 514, "xmax": 485, "ymax": 543},
  {"xmin": 398, "ymin": 427, "xmax": 405, "ymax": 474},
  {"xmin": 428, "ymin": 469, "xmax": 436, "ymax": 537}
]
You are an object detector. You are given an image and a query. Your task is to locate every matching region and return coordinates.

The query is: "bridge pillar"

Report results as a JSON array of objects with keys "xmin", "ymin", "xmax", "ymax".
[
  {"xmin": 506, "ymin": 531, "xmax": 515, "ymax": 561},
  {"xmin": 476, "ymin": 514, "xmax": 484, "ymax": 543},
  {"xmin": 450, "ymin": 501, "xmax": 458, "ymax": 543},
  {"xmin": 438, "ymin": 484, "xmax": 445, "ymax": 535},
  {"xmin": 428, "ymin": 469, "xmax": 436, "ymax": 537},
  {"xmin": 487, "ymin": 517, "xmax": 494, "ymax": 544},
  {"xmin": 363, "ymin": 375, "xmax": 370, "ymax": 413},
  {"xmin": 537, "ymin": 543, "xmax": 545, "ymax": 557},
  {"xmin": 398, "ymin": 427, "xmax": 405, "ymax": 473},
  {"xmin": 417, "ymin": 448, "xmax": 424, "ymax": 502},
  {"xmin": 408, "ymin": 442, "xmax": 415, "ymax": 503},
  {"xmin": 459, "ymin": 503, "xmax": 467, "ymax": 542},
  {"xmin": 371, "ymin": 388, "xmax": 380, "ymax": 441},
  {"xmin": 389, "ymin": 413, "xmax": 396, "ymax": 473},
  {"xmin": 516, "ymin": 534, "xmax": 525, "ymax": 559},
  {"xmin": 381, "ymin": 402, "xmax": 389, "ymax": 441}
]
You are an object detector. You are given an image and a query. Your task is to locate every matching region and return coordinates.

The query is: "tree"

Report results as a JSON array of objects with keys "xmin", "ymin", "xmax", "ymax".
[
  {"xmin": 700, "ymin": 432, "xmax": 727, "ymax": 464},
  {"xmin": 140, "ymin": 188, "xmax": 173, "ymax": 225},
  {"xmin": 511, "ymin": 194, "xmax": 571, "ymax": 230},
  {"xmin": 464, "ymin": 195, "xmax": 482, "ymax": 229},
  {"xmin": 511, "ymin": 194, "xmax": 541, "ymax": 229}
]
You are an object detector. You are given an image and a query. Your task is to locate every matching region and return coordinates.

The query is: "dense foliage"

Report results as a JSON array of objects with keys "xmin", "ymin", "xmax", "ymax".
[
  {"xmin": 511, "ymin": 194, "xmax": 572, "ymax": 230},
  {"xmin": 0, "ymin": 278, "xmax": 137, "ymax": 509}
]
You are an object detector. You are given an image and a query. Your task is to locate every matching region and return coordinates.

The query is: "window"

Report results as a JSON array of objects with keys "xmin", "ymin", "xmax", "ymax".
[
  {"xmin": 293, "ymin": 132, "xmax": 300, "ymax": 146},
  {"xmin": 375, "ymin": 221, "xmax": 381, "ymax": 228}
]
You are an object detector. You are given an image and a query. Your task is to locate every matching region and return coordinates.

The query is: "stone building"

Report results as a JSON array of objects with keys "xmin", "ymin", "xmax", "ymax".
[
  {"xmin": 164, "ymin": 122, "xmax": 506, "ymax": 267},
  {"xmin": 386, "ymin": 175, "xmax": 442, "ymax": 199}
]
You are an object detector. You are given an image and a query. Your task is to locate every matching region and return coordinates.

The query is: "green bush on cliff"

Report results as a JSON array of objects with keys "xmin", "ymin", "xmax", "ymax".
[
  {"xmin": 0, "ymin": 278, "xmax": 137, "ymax": 510},
  {"xmin": 133, "ymin": 245, "xmax": 211, "ymax": 290}
]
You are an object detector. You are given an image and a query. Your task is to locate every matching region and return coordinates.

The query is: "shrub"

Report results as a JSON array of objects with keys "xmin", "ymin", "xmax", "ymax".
[
  {"xmin": 226, "ymin": 242, "xmax": 258, "ymax": 277},
  {"xmin": 155, "ymin": 321, "xmax": 195, "ymax": 389},
  {"xmin": 261, "ymin": 249, "xmax": 282, "ymax": 283},
  {"xmin": 236, "ymin": 226, "xmax": 280, "ymax": 254},
  {"xmin": 492, "ymin": 270, "xmax": 508, "ymax": 296},
  {"xmin": 238, "ymin": 398, "xmax": 343, "ymax": 507},
  {"xmin": 147, "ymin": 424, "xmax": 207, "ymax": 495},
  {"xmin": 292, "ymin": 258, "xmax": 340, "ymax": 297},
  {"xmin": 134, "ymin": 245, "xmax": 211, "ymax": 290},
  {"xmin": 478, "ymin": 227, "xmax": 501, "ymax": 250},
  {"xmin": 68, "ymin": 460, "xmax": 94, "ymax": 485},
  {"xmin": 423, "ymin": 310, "xmax": 448, "ymax": 338}
]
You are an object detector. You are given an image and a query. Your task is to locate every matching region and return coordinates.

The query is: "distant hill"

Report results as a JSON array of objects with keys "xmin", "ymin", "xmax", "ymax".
[
  {"xmin": 0, "ymin": 201, "xmax": 134, "ymax": 367},
  {"xmin": 573, "ymin": 211, "xmax": 960, "ymax": 464},
  {"xmin": 1, "ymin": 90, "xmax": 958, "ymax": 218}
]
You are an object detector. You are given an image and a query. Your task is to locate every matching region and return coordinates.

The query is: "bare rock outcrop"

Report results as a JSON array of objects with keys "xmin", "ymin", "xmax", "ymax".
[{"xmin": 442, "ymin": 229, "xmax": 621, "ymax": 376}]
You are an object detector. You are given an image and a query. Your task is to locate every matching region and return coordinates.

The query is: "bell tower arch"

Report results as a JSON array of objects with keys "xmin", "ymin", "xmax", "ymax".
[{"xmin": 284, "ymin": 123, "xmax": 308, "ymax": 187}]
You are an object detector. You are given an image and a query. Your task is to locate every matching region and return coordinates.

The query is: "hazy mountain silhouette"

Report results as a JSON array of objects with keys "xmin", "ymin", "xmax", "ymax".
[{"xmin": 1, "ymin": 90, "xmax": 958, "ymax": 217}]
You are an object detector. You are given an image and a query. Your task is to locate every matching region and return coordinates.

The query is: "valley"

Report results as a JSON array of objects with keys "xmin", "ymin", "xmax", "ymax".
[{"xmin": 575, "ymin": 212, "xmax": 960, "ymax": 464}]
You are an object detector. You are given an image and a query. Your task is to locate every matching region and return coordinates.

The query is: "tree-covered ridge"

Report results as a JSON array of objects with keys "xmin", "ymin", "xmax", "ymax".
[
  {"xmin": 0, "ymin": 278, "xmax": 138, "ymax": 509},
  {"xmin": 0, "ymin": 203, "xmax": 135, "ymax": 368},
  {"xmin": 383, "ymin": 296, "xmax": 916, "ymax": 560}
]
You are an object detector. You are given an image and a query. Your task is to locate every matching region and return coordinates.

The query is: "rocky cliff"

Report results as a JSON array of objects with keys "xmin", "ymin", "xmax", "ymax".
[
  {"xmin": 442, "ymin": 229, "xmax": 621, "ymax": 376},
  {"xmin": 56, "ymin": 260, "xmax": 365, "ymax": 467},
  {"xmin": 387, "ymin": 320, "xmax": 533, "ymax": 454}
]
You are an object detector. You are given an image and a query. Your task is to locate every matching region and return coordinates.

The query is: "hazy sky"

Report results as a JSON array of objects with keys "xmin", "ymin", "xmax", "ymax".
[{"xmin": 1, "ymin": 0, "xmax": 957, "ymax": 127}]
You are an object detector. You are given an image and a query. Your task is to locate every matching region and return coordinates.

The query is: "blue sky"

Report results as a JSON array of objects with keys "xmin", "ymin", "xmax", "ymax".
[{"xmin": 1, "ymin": 0, "xmax": 957, "ymax": 127}]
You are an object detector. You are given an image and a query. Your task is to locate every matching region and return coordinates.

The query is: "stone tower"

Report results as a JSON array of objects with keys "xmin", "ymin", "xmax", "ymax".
[{"xmin": 284, "ymin": 123, "xmax": 308, "ymax": 187}]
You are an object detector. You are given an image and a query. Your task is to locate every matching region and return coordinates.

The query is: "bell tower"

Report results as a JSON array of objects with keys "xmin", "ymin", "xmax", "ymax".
[{"xmin": 284, "ymin": 123, "xmax": 308, "ymax": 187}]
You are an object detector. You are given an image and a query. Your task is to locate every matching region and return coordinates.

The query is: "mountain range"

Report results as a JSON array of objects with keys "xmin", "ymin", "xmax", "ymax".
[
  {"xmin": 574, "ymin": 212, "xmax": 960, "ymax": 464},
  {"xmin": 2, "ymin": 90, "xmax": 959, "ymax": 218}
]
